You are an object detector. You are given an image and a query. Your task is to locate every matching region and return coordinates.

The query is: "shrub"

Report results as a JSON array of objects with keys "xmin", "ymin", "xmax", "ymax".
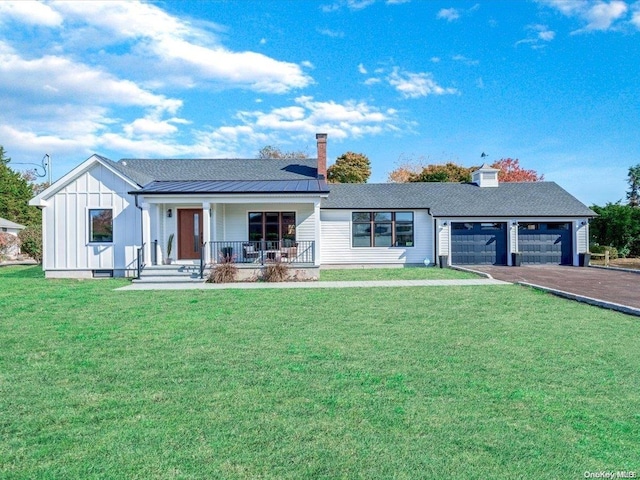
[
  {"xmin": 18, "ymin": 226, "xmax": 42, "ymax": 263},
  {"xmin": 0, "ymin": 232, "xmax": 18, "ymax": 260},
  {"xmin": 207, "ymin": 254, "xmax": 238, "ymax": 283},
  {"xmin": 262, "ymin": 260, "xmax": 290, "ymax": 282}
]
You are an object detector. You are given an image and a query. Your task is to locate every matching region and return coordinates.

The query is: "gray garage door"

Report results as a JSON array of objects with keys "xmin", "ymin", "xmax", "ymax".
[
  {"xmin": 518, "ymin": 222, "xmax": 572, "ymax": 265},
  {"xmin": 451, "ymin": 222, "xmax": 508, "ymax": 265}
]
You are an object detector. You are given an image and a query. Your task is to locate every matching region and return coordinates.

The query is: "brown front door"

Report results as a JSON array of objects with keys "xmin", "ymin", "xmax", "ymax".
[{"xmin": 178, "ymin": 209, "xmax": 203, "ymax": 260}]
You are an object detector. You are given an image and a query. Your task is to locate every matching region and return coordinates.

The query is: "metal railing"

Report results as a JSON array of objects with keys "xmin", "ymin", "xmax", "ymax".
[
  {"xmin": 136, "ymin": 243, "xmax": 146, "ymax": 278},
  {"xmin": 208, "ymin": 240, "xmax": 315, "ymax": 266},
  {"xmin": 152, "ymin": 239, "xmax": 158, "ymax": 265},
  {"xmin": 199, "ymin": 241, "xmax": 207, "ymax": 279}
]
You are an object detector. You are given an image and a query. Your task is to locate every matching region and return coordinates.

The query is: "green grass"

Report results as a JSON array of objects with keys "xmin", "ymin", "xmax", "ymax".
[
  {"xmin": 1, "ymin": 265, "xmax": 639, "ymax": 479},
  {"xmin": 319, "ymin": 266, "xmax": 479, "ymax": 281}
]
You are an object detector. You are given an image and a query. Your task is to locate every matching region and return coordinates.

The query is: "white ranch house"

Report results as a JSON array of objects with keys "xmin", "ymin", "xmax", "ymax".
[{"xmin": 30, "ymin": 134, "xmax": 595, "ymax": 279}]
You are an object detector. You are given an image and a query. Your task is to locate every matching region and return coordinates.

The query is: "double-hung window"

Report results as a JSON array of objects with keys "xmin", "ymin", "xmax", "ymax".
[
  {"xmin": 352, "ymin": 211, "xmax": 414, "ymax": 247},
  {"xmin": 89, "ymin": 209, "xmax": 113, "ymax": 243}
]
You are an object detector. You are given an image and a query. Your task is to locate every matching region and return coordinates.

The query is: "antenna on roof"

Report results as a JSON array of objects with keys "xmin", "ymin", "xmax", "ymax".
[{"xmin": 481, "ymin": 152, "xmax": 488, "ymax": 158}]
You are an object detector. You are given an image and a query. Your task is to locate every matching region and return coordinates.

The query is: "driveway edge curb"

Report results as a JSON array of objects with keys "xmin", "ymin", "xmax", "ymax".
[{"xmin": 518, "ymin": 281, "xmax": 640, "ymax": 317}]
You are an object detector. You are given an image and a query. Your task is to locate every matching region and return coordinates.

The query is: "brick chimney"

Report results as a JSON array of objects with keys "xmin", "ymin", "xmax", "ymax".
[{"xmin": 316, "ymin": 133, "xmax": 327, "ymax": 179}]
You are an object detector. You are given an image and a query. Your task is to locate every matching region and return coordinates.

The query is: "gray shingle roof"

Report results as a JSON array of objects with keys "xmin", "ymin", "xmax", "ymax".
[
  {"xmin": 110, "ymin": 158, "xmax": 318, "ymax": 186},
  {"xmin": 134, "ymin": 179, "xmax": 329, "ymax": 195},
  {"xmin": 321, "ymin": 182, "xmax": 596, "ymax": 217}
]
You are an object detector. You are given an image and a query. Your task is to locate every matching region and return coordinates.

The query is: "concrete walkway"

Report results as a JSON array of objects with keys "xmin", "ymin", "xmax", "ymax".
[{"xmin": 117, "ymin": 278, "xmax": 508, "ymax": 291}]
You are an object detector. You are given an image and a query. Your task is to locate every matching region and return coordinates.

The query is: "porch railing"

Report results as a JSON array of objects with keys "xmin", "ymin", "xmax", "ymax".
[
  {"xmin": 136, "ymin": 243, "xmax": 146, "ymax": 278},
  {"xmin": 199, "ymin": 241, "xmax": 207, "ymax": 279},
  {"xmin": 208, "ymin": 240, "xmax": 315, "ymax": 266}
]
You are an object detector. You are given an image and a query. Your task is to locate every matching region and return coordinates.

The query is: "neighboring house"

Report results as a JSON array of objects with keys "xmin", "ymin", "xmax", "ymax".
[
  {"xmin": 29, "ymin": 134, "xmax": 595, "ymax": 279},
  {"xmin": 0, "ymin": 217, "xmax": 25, "ymax": 259}
]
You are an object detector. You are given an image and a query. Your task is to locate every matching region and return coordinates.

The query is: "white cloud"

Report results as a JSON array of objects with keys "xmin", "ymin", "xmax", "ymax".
[
  {"xmin": 539, "ymin": 29, "xmax": 556, "ymax": 40},
  {"xmin": 387, "ymin": 68, "xmax": 458, "ymax": 98},
  {"xmin": 321, "ymin": 0, "xmax": 376, "ymax": 12},
  {"xmin": 358, "ymin": 63, "xmax": 368, "ymax": 74},
  {"xmin": 196, "ymin": 96, "xmax": 399, "ymax": 156},
  {"xmin": 581, "ymin": 0, "xmax": 628, "ymax": 30},
  {"xmin": 364, "ymin": 77, "xmax": 381, "ymax": 85},
  {"xmin": 0, "ymin": 42, "xmax": 181, "ymax": 113},
  {"xmin": 437, "ymin": 8, "xmax": 461, "ymax": 21},
  {"xmin": 0, "ymin": 1, "xmax": 63, "ymax": 27},
  {"xmin": 539, "ymin": 0, "xmax": 631, "ymax": 33},
  {"xmin": 452, "ymin": 54, "xmax": 479, "ymax": 65},
  {"xmin": 430, "ymin": 56, "xmax": 441, "ymax": 63},
  {"xmin": 516, "ymin": 24, "xmax": 556, "ymax": 47},
  {"xmin": 124, "ymin": 116, "xmax": 190, "ymax": 139},
  {"xmin": 46, "ymin": 1, "xmax": 312, "ymax": 93},
  {"xmin": 633, "ymin": 5, "xmax": 640, "ymax": 28},
  {"xmin": 318, "ymin": 28, "xmax": 345, "ymax": 38}
]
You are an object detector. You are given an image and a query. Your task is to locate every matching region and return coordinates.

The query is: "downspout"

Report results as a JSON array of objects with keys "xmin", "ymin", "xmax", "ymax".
[
  {"xmin": 134, "ymin": 193, "xmax": 144, "ymax": 248},
  {"xmin": 433, "ymin": 218, "xmax": 438, "ymax": 266}
]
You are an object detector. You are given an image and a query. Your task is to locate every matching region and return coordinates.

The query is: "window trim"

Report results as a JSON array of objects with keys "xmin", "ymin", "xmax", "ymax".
[
  {"xmin": 248, "ymin": 211, "xmax": 296, "ymax": 243},
  {"xmin": 88, "ymin": 208, "xmax": 114, "ymax": 244},
  {"xmin": 351, "ymin": 211, "xmax": 414, "ymax": 248}
]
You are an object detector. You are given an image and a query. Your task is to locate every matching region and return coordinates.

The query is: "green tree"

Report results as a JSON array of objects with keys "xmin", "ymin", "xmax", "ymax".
[
  {"xmin": 258, "ymin": 145, "xmax": 309, "ymax": 159},
  {"xmin": 408, "ymin": 162, "xmax": 473, "ymax": 183},
  {"xmin": 0, "ymin": 147, "xmax": 41, "ymax": 226},
  {"xmin": 627, "ymin": 164, "xmax": 640, "ymax": 208},
  {"xmin": 590, "ymin": 202, "xmax": 640, "ymax": 257},
  {"xmin": 327, "ymin": 152, "xmax": 371, "ymax": 183},
  {"xmin": 18, "ymin": 225, "xmax": 42, "ymax": 263}
]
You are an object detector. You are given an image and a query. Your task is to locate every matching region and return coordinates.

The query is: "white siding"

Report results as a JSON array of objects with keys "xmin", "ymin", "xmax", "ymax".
[
  {"xmin": 218, "ymin": 203, "xmax": 316, "ymax": 242},
  {"xmin": 575, "ymin": 218, "xmax": 589, "ymax": 265},
  {"xmin": 320, "ymin": 210, "xmax": 433, "ymax": 265},
  {"xmin": 43, "ymin": 163, "xmax": 140, "ymax": 275},
  {"xmin": 437, "ymin": 222, "xmax": 449, "ymax": 257}
]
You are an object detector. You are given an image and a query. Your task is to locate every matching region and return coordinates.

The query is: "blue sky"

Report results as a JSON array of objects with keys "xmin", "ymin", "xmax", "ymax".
[{"xmin": 1, "ymin": 0, "xmax": 638, "ymax": 206}]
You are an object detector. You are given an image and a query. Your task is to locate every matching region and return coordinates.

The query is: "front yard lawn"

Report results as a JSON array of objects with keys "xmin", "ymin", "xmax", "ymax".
[
  {"xmin": 1, "ymin": 266, "xmax": 638, "ymax": 478},
  {"xmin": 319, "ymin": 266, "xmax": 479, "ymax": 281}
]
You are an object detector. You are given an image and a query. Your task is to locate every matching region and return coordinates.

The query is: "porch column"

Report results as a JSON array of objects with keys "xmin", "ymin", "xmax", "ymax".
[
  {"xmin": 314, "ymin": 200, "xmax": 321, "ymax": 266},
  {"xmin": 141, "ymin": 202, "xmax": 152, "ymax": 265},
  {"xmin": 202, "ymin": 202, "xmax": 211, "ymax": 264}
]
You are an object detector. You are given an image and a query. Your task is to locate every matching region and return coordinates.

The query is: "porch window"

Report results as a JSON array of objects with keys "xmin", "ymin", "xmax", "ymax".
[
  {"xmin": 351, "ymin": 211, "xmax": 414, "ymax": 247},
  {"xmin": 248, "ymin": 212, "xmax": 296, "ymax": 242},
  {"xmin": 89, "ymin": 209, "xmax": 113, "ymax": 243}
]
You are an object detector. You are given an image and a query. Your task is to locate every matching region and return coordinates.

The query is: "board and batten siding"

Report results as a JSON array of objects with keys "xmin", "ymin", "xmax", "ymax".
[
  {"xmin": 43, "ymin": 163, "xmax": 140, "ymax": 277},
  {"xmin": 217, "ymin": 203, "xmax": 316, "ymax": 242},
  {"xmin": 320, "ymin": 210, "xmax": 433, "ymax": 265}
]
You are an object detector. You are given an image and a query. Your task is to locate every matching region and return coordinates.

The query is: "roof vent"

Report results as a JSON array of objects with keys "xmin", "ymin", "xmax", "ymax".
[{"xmin": 472, "ymin": 163, "xmax": 499, "ymax": 187}]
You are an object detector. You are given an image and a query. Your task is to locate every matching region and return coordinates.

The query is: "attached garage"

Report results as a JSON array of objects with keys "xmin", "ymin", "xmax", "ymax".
[
  {"xmin": 518, "ymin": 222, "xmax": 572, "ymax": 265},
  {"xmin": 451, "ymin": 222, "xmax": 508, "ymax": 265}
]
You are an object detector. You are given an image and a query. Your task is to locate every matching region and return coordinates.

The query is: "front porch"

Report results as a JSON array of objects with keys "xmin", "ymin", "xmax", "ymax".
[
  {"xmin": 136, "ymin": 198, "xmax": 322, "ymax": 271},
  {"xmin": 135, "ymin": 240, "xmax": 318, "ymax": 283}
]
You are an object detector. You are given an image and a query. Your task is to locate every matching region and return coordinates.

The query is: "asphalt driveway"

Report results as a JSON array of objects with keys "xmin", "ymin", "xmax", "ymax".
[{"xmin": 464, "ymin": 265, "xmax": 640, "ymax": 312}]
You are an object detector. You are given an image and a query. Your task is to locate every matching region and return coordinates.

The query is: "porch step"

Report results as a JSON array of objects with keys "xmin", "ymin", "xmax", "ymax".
[{"xmin": 133, "ymin": 264, "xmax": 208, "ymax": 283}]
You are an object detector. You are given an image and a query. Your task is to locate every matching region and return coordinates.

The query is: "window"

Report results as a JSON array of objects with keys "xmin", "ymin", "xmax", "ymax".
[
  {"xmin": 352, "ymin": 211, "xmax": 414, "ymax": 247},
  {"xmin": 89, "ymin": 209, "xmax": 113, "ymax": 243},
  {"xmin": 248, "ymin": 212, "xmax": 296, "ymax": 242}
]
